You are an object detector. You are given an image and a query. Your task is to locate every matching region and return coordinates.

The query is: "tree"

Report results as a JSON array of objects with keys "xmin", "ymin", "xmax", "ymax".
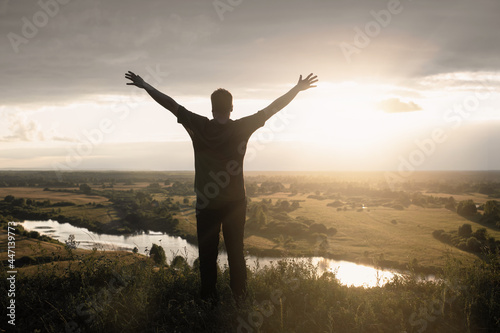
[
  {"xmin": 458, "ymin": 223, "xmax": 473, "ymax": 238},
  {"xmin": 246, "ymin": 183, "xmax": 258, "ymax": 196},
  {"xmin": 484, "ymin": 200, "xmax": 500, "ymax": 219},
  {"xmin": 148, "ymin": 182, "xmax": 161, "ymax": 191},
  {"xmin": 4, "ymin": 195, "xmax": 14, "ymax": 203},
  {"xmin": 472, "ymin": 228, "xmax": 488, "ymax": 241},
  {"xmin": 79, "ymin": 183, "xmax": 92, "ymax": 195},
  {"xmin": 466, "ymin": 237, "xmax": 481, "ymax": 252},
  {"xmin": 65, "ymin": 234, "xmax": 79, "ymax": 250},
  {"xmin": 457, "ymin": 200, "xmax": 477, "ymax": 217},
  {"xmin": 12, "ymin": 198, "xmax": 25, "ymax": 207},
  {"xmin": 280, "ymin": 200, "xmax": 290, "ymax": 211},
  {"xmin": 310, "ymin": 223, "xmax": 328, "ymax": 234},
  {"xmin": 149, "ymin": 243, "xmax": 166, "ymax": 265},
  {"xmin": 445, "ymin": 196, "xmax": 456, "ymax": 211}
]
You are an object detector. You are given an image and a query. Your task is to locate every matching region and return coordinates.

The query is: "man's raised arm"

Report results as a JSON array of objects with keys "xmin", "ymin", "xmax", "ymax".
[
  {"xmin": 125, "ymin": 71, "xmax": 179, "ymax": 116},
  {"xmin": 261, "ymin": 73, "xmax": 318, "ymax": 119}
]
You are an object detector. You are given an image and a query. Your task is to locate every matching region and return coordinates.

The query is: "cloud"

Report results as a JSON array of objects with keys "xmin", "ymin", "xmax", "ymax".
[
  {"xmin": 0, "ymin": 113, "xmax": 77, "ymax": 143},
  {"xmin": 1, "ymin": 0, "xmax": 499, "ymax": 108},
  {"xmin": 377, "ymin": 98, "xmax": 422, "ymax": 113}
]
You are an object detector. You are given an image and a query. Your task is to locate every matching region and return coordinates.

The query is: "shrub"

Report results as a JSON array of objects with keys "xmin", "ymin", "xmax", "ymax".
[
  {"xmin": 17, "ymin": 256, "xmax": 37, "ymax": 266},
  {"xmin": 440, "ymin": 232, "xmax": 453, "ymax": 244},
  {"xmin": 327, "ymin": 227, "xmax": 337, "ymax": 236},
  {"xmin": 433, "ymin": 229, "xmax": 445, "ymax": 238},
  {"xmin": 327, "ymin": 200, "xmax": 343, "ymax": 208},
  {"xmin": 4, "ymin": 194, "xmax": 15, "ymax": 202},
  {"xmin": 12, "ymin": 198, "xmax": 25, "ymax": 206},
  {"xmin": 309, "ymin": 223, "xmax": 328, "ymax": 234},
  {"xmin": 466, "ymin": 237, "xmax": 481, "ymax": 252},
  {"xmin": 149, "ymin": 243, "xmax": 166, "ymax": 265},
  {"xmin": 171, "ymin": 255, "xmax": 187, "ymax": 267},
  {"xmin": 458, "ymin": 223, "xmax": 473, "ymax": 238},
  {"xmin": 472, "ymin": 228, "xmax": 488, "ymax": 241},
  {"xmin": 28, "ymin": 230, "xmax": 40, "ymax": 239}
]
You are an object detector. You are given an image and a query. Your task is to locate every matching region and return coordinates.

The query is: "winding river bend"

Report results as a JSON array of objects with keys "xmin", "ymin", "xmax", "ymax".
[{"xmin": 21, "ymin": 220, "xmax": 404, "ymax": 287}]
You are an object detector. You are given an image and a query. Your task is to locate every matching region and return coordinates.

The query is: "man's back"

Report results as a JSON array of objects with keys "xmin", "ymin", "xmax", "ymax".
[{"xmin": 176, "ymin": 105, "xmax": 268, "ymax": 209}]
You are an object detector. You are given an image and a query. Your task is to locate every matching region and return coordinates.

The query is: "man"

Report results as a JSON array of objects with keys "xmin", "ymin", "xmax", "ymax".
[{"xmin": 125, "ymin": 71, "xmax": 318, "ymax": 302}]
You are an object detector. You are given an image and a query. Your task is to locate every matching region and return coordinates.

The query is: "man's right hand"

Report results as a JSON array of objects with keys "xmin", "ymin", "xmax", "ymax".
[{"xmin": 125, "ymin": 71, "xmax": 146, "ymax": 89}]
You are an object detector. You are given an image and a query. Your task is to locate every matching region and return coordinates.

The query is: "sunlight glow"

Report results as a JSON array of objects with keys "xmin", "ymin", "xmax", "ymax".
[{"xmin": 293, "ymin": 81, "xmax": 428, "ymax": 152}]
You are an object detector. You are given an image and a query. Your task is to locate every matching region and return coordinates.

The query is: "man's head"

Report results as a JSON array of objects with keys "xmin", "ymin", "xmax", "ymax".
[{"xmin": 211, "ymin": 88, "xmax": 233, "ymax": 118}]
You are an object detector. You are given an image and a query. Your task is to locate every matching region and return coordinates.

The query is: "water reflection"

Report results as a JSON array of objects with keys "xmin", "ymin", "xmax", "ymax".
[{"xmin": 21, "ymin": 220, "xmax": 401, "ymax": 287}]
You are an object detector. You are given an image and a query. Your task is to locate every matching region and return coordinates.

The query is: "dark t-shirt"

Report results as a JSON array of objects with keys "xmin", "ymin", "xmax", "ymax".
[{"xmin": 177, "ymin": 105, "xmax": 268, "ymax": 209}]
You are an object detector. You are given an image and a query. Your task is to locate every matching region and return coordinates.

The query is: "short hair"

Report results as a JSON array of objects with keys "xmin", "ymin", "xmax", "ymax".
[{"xmin": 211, "ymin": 88, "xmax": 232, "ymax": 115}]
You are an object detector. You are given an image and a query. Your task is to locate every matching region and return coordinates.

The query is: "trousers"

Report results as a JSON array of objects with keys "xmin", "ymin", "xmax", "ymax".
[{"xmin": 196, "ymin": 198, "xmax": 247, "ymax": 300}]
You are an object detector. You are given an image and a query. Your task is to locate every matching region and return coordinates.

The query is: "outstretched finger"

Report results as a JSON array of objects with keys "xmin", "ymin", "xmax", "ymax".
[{"xmin": 305, "ymin": 73, "xmax": 315, "ymax": 80}]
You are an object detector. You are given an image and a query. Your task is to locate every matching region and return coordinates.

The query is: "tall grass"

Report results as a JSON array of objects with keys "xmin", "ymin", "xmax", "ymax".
[{"xmin": 1, "ymin": 248, "xmax": 499, "ymax": 332}]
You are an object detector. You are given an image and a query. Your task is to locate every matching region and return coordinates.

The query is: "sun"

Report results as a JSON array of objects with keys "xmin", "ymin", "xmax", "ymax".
[{"xmin": 299, "ymin": 81, "xmax": 394, "ymax": 144}]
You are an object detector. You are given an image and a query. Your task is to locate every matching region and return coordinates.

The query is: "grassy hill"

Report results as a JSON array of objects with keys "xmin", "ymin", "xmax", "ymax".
[{"xmin": 1, "ymin": 228, "xmax": 499, "ymax": 332}]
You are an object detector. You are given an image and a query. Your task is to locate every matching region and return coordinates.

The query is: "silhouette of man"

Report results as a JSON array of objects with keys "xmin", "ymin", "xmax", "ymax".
[{"xmin": 125, "ymin": 71, "xmax": 318, "ymax": 302}]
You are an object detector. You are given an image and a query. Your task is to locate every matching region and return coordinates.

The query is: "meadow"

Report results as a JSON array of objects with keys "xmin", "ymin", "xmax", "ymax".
[
  {"xmin": 1, "ymin": 227, "xmax": 498, "ymax": 332},
  {"xmin": 1, "ymin": 170, "xmax": 499, "ymax": 332}
]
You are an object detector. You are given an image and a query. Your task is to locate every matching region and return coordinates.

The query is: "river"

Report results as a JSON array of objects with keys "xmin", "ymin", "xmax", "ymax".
[{"xmin": 21, "ymin": 220, "xmax": 404, "ymax": 288}]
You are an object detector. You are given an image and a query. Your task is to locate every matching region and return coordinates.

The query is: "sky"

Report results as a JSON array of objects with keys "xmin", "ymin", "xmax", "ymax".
[{"xmin": 0, "ymin": 0, "xmax": 499, "ymax": 174}]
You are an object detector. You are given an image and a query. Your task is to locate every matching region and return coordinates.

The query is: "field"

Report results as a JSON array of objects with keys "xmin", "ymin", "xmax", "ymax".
[
  {"xmin": 0, "ymin": 187, "xmax": 110, "ymax": 205},
  {"xmin": 1, "ymin": 170, "xmax": 499, "ymax": 332},
  {"xmin": 1, "ymin": 171, "xmax": 500, "ymax": 272},
  {"xmin": 252, "ymin": 192, "xmax": 500, "ymax": 269}
]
